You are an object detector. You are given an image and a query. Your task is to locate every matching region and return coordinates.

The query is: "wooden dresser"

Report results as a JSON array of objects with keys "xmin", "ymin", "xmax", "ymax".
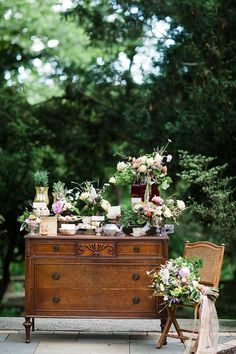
[{"xmin": 24, "ymin": 233, "xmax": 168, "ymax": 342}]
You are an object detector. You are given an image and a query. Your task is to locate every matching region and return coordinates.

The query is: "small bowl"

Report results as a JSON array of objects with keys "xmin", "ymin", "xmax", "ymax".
[
  {"xmin": 102, "ymin": 224, "xmax": 120, "ymax": 236},
  {"xmin": 59, "ymin": 228, "xmax": 76, "ymax": 236}
]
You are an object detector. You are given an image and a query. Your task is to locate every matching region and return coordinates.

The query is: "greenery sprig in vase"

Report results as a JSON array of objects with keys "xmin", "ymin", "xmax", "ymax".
[
  {"xmin": 52, "ymin": 180, "xmax": 67, "ymax": 203},
  {"xmin": 33, "ymin": 169, "xmax": 49, "ymax": 207}
]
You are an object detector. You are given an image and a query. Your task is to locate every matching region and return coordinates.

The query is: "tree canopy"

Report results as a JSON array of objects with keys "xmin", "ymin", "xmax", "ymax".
[{"xmin": 0, "ymin": 0, "xmax": 235, "ymax": 306}]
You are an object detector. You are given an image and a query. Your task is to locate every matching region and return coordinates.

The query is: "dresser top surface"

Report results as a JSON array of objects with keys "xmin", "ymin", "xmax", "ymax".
[{"xmin": 25, "ymin": 233, "xmax": 168, "ymax": 241}]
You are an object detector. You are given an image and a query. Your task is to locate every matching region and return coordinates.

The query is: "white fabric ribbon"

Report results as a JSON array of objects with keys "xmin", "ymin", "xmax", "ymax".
[{"xmin": 183, "ymin": 286, "xmax": 219, "ymax": 354}]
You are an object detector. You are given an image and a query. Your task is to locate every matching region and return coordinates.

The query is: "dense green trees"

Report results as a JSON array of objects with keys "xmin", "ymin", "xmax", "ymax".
[{"xmin": 0, "ymin": 0, "xmax": 235, "ymax": 306}]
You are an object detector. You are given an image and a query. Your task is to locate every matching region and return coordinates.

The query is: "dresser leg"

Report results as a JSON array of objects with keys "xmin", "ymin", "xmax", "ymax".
[
  {"xmin": 23, "ymin": 317, "xmax": 32, "ymax": 343},
  {"xmin": 32, "ymin": 317, "xmax": 35, "ymax": 332},
  {"xmin": 160, "ymin": 318, "xmax": 167, "ymax": 345}
]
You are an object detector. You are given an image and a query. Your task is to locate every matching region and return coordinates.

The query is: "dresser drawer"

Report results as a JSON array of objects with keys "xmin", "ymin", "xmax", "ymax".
[
  {"xmin": 117, "ymin": 241, "xmax": 164, "ymax": 257},
  {"xmin": 33, "ymin": 241, "xmax": 76, "ymax": 256},
  {"xmin": 35, "ymin": 288, "xmax": 155, "ymax": 313},
  {"xmin": 35, "ymin": 263, "xmax": 157, "ymax": 289}
]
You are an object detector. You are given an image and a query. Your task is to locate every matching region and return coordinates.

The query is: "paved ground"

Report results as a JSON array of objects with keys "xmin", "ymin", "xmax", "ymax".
[{"xmin": 0, "ymin": 318, "xmax": 236, "ymax": 354}]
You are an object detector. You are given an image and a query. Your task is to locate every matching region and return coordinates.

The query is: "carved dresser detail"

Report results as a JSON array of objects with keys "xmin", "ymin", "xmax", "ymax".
[{"xmin": 24, "ymin": 234, "xmax": 168, "ymax": 343}]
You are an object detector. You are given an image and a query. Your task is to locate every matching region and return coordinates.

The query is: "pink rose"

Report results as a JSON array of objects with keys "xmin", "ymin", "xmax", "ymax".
[
  {"xmin": 52, "ymin": 201, "xmax": 63, "ymax": 215},
  {"xmin": 152, "ymin": 196, "xmax": 164, "ymax": 205},
  {"xmin": 161, "ymin": 166, "xmax": 168, "ymax": 175},
  {"xmin": 132, "ymin": 158, "xmax": 141, "ymax": 169},
  {"xmin": 179, "ymin": 267, "xmax": 190, "ymax": 277}
]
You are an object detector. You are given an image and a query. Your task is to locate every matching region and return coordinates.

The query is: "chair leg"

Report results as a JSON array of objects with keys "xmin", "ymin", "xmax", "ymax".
[
  {"xmin": 156, "ymin": 308, "xmax": 173, "ymax": 349},
  {"xmin": 172, "ymin": 315, "xmax": 186, "ymax": 344}
]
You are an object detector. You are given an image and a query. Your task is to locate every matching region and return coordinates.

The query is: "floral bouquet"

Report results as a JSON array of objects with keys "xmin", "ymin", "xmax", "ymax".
[
  {"xmin": 68, "ymin": 181, "xmax": 111, "ymax": 216},
  {"xmin": 18, "ymin": 210, "xmax": 41, "ymax": 233},
  {"xmin": 148, "ymin": 257, "xmax": 203, "ymax": 306},
  {"xmin": 133, "ymin": 196, "xmax": 186, "ymax": 227},
  {"xmin": 109, "ymin": 140, "xmax": 173, "ymax": 191}
]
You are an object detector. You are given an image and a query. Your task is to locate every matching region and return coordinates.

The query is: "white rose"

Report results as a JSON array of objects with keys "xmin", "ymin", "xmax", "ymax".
[
  {"xmin": 177, "ymin": 200, "xmax": 186, "ymax": 210},
  {"xmin": 146, "ymin": 157, "xmax": 154, "ymax": 166},
  {"xmin": 163, "ymin": 207, "xmax": 172, "ymax": 218},
  {"xmin": 101, "ymin": 199, "xmax": 111, "ymax": 211},
  {"xmin": 155, "ymin": 206, "xmax": 163, "ymax": 216},
  {"xmin": 138, "ymin": 165, "xmax": 147, "ymax": 173},
  {"xmin": 117, "ymin": 161, "xmax": 127, "ymax": 171},
  {"xmin": 80, "ymin": 192, "xmax": 89, "ymax": 201},
  {"xmin": 139, "ymin": 155, "xmax": 147, "ymax": 163},
  {"xmin": 154, "ymin": 153, "xmax": 163, "ymax": 164},
  {"xmin": 109, "ymin": 177, "xmax": 116, "ymax": 184}
]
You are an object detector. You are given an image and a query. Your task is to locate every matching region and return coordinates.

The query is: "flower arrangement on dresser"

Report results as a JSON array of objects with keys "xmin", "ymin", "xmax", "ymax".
[
  {"xmin": 67, "ymin": 181, "xmax": 111, "ymax": 217},
  {"xmin": 17, "ymin": 210, "xmax": 41, "ymax": 234},
  {"xmin": 133, "ymin": 196, "xmax": 186, "ymax": 227},
  {"xmin": 18, "ymin": 140, "xmax": 186, "ymax": 236},
  {"xmin": 109, "ymin": 140, "xmax": 173, "ymax": 201}
]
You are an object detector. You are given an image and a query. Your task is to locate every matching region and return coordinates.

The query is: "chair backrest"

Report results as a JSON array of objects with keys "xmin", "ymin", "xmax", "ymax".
[{"xmin": 183, "ymin": 241, "xmax": 225, "ymax": 288}]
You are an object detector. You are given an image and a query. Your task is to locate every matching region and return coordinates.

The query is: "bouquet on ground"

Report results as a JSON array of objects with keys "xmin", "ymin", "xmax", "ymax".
[
  {"xmin": 18, "ymin": 210, "xmax": 41, "ymax": 232},
  {"xmin": 132, "ymin": 196, "xmax": 186, "ymax": 227},
  {"xmin": 148, "ymin": 256, "xmax": 203, "ymax": 306},
  {"xmin": 68, "ymin": 181, "xmax": 111, "ymax": 216},
  {"xmin": 109, "ymin": 140, "xmax": 173, "ymax": 191}
]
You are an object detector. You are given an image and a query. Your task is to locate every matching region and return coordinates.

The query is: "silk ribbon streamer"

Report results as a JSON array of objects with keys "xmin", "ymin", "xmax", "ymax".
[{"xmin": 183, "ymin": 286, "xmax": 219, "ymax": 354}]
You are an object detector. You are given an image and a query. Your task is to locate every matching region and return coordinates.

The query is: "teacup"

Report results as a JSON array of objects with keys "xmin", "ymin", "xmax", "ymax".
[{"xmin": 132, "ymin": 227, "xmax": 144, "ymax": 237}]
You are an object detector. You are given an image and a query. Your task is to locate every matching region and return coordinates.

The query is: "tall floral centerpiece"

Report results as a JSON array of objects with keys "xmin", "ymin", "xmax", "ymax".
[{"xmin": 109, "ymin": 140, "xmax": 173, "ymax": 202}]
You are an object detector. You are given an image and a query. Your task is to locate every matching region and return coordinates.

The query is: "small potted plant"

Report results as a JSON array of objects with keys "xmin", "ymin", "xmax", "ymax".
[
  {"xmin": 52, "ymin": 180, "xmax": 67, "ymax": 203},
  {"xmin": 120, "ymin": 206, "xmax": 146, "ymax": 235},
  {"xmin": 33, "ymin": 170, "xmax": 49, "ymax": 205}
]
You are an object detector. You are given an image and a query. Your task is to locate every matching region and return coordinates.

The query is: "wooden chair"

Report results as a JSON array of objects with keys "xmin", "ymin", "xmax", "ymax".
[{"xmin": 156, "ymin": 241, "xmax": 225, "ymax": 350}]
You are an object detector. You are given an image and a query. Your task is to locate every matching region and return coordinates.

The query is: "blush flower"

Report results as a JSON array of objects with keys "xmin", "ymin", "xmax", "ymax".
[
  {"xmin": 52, "ymin": 201, "xmax": 63, "ymax": 215},
  {"xmin": 152, "ymin": 196, "xmax": 164, "ymax": 205},
  {"xmin": 179, "ymin": 267, "xmax": 190, "ymax": 277}
]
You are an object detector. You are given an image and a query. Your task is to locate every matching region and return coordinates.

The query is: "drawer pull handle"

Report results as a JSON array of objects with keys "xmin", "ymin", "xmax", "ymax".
[
  {"xmin": 132, "ymin": 274, "xmax": 140, "ymax": 281},
  {"xmin": 52, "ymin": 296, "xmax": 60, "ymax": 303},
  {"xmin": 53, "ymin": 245, "xmax": 60, "ymax": 252},
  {"xmin": 133, "ymin": 247, "xmax": 140, "ymax": 253},
  {"xmin": 133, "ymin": 297, "xmax": 140, "ymax": 304},
  {"xmin": 52, "ymin": 272, "xmax": 60, "ymax": 280}
]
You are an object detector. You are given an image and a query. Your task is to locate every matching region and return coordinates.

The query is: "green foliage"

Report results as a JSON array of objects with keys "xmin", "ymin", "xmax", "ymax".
[
  {"xmin": 33, "ymin": 170, "xmax": 49, "ymax": 187},
  {"xmin": 0, "ymin": 0, "xmax": 236, "ymax": 314},
  {"xmin": 178, "ymin": 150, "xmax": 236, "ymax": 240},
  {"xmin": 53, "ymin": 180, "xmax": 66, "ymax": 193},
  {"xmin": 120, "ymin": 206, "xmax": 146, "ymax": 227}
]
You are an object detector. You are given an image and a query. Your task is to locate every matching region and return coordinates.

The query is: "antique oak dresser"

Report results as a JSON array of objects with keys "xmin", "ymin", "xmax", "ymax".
[{"xmin": 24, "ymin": 233, "xmax": 168, "ymax": 342}]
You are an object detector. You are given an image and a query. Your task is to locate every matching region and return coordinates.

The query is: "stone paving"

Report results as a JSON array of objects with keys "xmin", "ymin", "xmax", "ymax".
[{"xmin": 0, "ymin": 318, "xmax": 235, "ymax": 354}]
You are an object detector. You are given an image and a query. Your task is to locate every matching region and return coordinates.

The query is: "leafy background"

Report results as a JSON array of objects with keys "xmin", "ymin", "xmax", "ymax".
[{"xmin": 0, "ymin": 0, "xmax": 235, "ymax": 317}]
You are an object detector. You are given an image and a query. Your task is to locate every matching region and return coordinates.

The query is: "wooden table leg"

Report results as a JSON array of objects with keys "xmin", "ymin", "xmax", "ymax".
[{"xmin": 23, "ymin": 317, "xmax": 32, "ymax": 343}]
